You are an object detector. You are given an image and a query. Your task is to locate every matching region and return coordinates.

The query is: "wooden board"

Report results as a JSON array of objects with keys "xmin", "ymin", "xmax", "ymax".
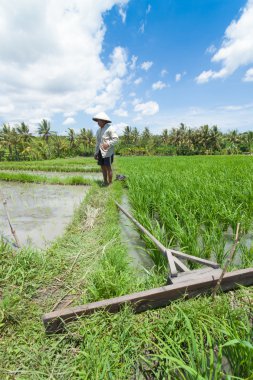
[{"xmin": 42, "ymin": 268, "xmax": 253, "ymax": 333}]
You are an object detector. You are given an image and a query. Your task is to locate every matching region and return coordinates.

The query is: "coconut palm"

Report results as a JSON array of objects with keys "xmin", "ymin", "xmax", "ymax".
[
  {"xmin": 37, "ymin": 119, "xmax": 54, "ymax": 143},
  {"xmin": 16, "ymin": 122, "xmax": 32, "ymax": 142},
  {"xmin": 67, "ymin": 128, "xmax": 76, "ymax": 150}
]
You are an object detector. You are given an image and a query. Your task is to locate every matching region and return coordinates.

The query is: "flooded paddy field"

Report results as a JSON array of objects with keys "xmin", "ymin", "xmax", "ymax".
[
  {"xmin": 0, "ymin": 169, "xmax": 102, "ymax": 180},
  {"xmin": 0, "ymin": 181, "xmax": 89, "ymax": 249}
]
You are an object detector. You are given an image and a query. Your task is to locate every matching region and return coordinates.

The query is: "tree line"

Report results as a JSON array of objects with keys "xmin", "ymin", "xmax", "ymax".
[
  {"xmin": 0, "ymin": 119, "xmax": 95, "ymax": 160},
  {"xmin": 118, "ymin": 123, "xmax": 253, "ymax": 156},
  {"xmin": 0, "ymin": 120, "xmax": 252, "ymax": 161}
]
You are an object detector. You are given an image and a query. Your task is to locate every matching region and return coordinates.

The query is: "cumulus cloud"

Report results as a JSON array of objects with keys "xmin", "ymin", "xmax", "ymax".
[
  {"xmin": 114, "ymin": 108, "xmax": 128, "ymax": 117},
  {"xmin": 134, "ymin": 77, "xmax": 143, "ymax": 85},
  {"xmin": 175, "ymin": 73, "xmax": 182, "ymax": 82},
  {"xmin": 161, "ymin": 69, "xmax": 168, "ymax": 77},
  {"xmin": 141, "ymin": 61, "xmax": 153, "ymax": 71},
  {"xmin": 134, "ymin": 101, "xmax": 159, "ymax": 115},
  {"xmin": 243, "ymin": 67, "xmax": 253, "ymax": 81},
  {"xmin": 63, "ymin": 117, "xmax": 76, "ymax": 125},
  {"xmin": 130, "ymin": 55, "xmax": 138, "ymax": 70},
  {"xmin": 152, "ymin": 81, "xmax": 166, "ymax": 90},
  {"xmin": 206, "ymin": 44, "xmax": 217, "ymax": 54},
  {"xmin": 0, "ymin": 0, "xmax": 129, "ymax": 125},
  {"xmin": 196, "ymin": 0, "xmax": 253, "ymax": 83}
]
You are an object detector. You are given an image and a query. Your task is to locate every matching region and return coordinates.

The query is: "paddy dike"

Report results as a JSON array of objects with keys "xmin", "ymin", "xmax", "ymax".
[{"xmin": 0, "ymin": 181, "xmax": 88, "ymax": 249}]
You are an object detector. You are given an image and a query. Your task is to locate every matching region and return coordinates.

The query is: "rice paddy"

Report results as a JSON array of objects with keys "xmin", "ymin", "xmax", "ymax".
[{"xmin": 0, "ymin": 155, "xmax": 253, "ymax": 379}]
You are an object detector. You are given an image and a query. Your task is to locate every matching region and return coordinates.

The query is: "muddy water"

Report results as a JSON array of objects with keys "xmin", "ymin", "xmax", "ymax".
[
  {"xmin": 0, "ymin": 181, "xmax": 88, "ymax": 249},
  {"xmin": 0, "ymin": 169, "xmax": 101, "ymax": 180},
  {"xmin": 119, "ymin": 194, "xmax": 153, "ymax": 270}
]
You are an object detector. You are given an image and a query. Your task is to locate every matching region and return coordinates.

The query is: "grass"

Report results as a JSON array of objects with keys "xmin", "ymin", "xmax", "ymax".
[
  {"xmin": 0, "ymin": 156, "xmax": 253, "ymax": 379},
  {"xmin": 0, "ymin": 171, "xmax": 93, "ymax": 185},
  {"xmin": 0, "ymin": 157, "xmax": 100, "ymax": 172}
]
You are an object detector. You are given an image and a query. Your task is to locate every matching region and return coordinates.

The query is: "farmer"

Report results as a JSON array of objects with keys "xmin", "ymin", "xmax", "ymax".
[{"xmin": 93, "ymin": 112, "xmax": 118, "ymax": 186}]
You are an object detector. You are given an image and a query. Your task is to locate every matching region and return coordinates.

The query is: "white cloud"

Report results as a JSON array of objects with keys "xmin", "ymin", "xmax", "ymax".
[
  {"xmin": 243, "ymin": 67, "xmax": 253, "ymax": 81},
  {"xmin": 63, "ymin": 117, "xmax": 76, "ymax": 125},
  {"xmin": 132, "ymin": 98, "xmax": 143, "ymax": 106},
  {"xmin": 161, "ymin": 69, "xmax": 168, "ymax": 77},
  {"xmin": 114, "ymin": 108, "xmax": 128, "ymax": 117},
  {"xmin": 0, "ymin": 0, "xmax": 129, "ymax": 126},
  {"xmin": 134, "ymin": 77, "xmax": 143, "ymax": 85},
  {"xmin": 196, "ymin": 0, "xmax": 253, "ymax": 83},
  {"xmin": 141, "ymin": 61, "xmax": 153, "ymax": 71},
  {"xmin": 175, "ymin": 73, "xmax": 182, "ymax": 82},
  {"xmin": 64, "ymin": 111, "xmax": 76, "ymax": 118},
  {"xmin": 139, "ymin": 22, "xmax": 145, "ymax": 34},
  {"xmin": 119, "ymin": 6, "xmax": 127, "ymax": 23},
  {"xmin": 130, "ymin": 55, "xmax": 138, "ymax": 70},
  {"xmin": 129, "ymin": 92, "xmax": 136, "ymax": 97},
  {"xmin": 113, "ymin": 122, "xmax": 129, "ymax": 135},
  {"xmin": 152, "ymin": 81, "xmax": 167, "ymax": 90},
  {"xmin": 146, "ymin": 4, "xmax": 151, "ymax": 14},
  {"xmin": 206, "ymin": 44, "xmax": 217, "ymax": 54},
  {"xmin": 134, "ymin": 101, "xmax": 159, "ymax": 116},
  {"xmin": 195, "ymin": 70, "xmax": 215, "ymax": 84}
]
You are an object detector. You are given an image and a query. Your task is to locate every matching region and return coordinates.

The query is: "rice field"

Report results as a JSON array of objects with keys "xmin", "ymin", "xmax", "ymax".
[{"xmin": 1, "ymin": 155, "xmax": 253, "ymax": 379}]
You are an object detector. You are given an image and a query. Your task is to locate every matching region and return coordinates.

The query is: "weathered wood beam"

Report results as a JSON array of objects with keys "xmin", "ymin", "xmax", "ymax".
[
  {"xmin": 42, "ymin": 268, "xmax": 253, "ymax": 333},
  {"xmin": 115, "ymin": 201, "xmax": 219, "ymax": 270},
  {"xmin": 170, "ymin": 249, "xmax": 220, "ymax": 269}
]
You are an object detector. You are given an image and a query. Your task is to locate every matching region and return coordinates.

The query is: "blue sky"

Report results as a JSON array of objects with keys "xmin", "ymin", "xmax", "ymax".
[{"xmin": 0, "ymin": 0, "xmax": 252, "ymax": 135}]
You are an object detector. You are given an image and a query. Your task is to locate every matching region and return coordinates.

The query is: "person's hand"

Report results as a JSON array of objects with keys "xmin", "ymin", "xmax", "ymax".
[
  {"xmin": 94, "ymin": 154, "xmax": 98, "ymax": 160},
  {"xmin": 101, "ymin": 142, "xmax": 109, "ymax": 150}
]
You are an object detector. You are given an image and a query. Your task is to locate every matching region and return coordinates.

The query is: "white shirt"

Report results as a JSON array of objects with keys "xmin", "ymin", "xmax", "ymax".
[{"xmin": 95, "ymin": 124, "xmax": 119, "ymax": 158}]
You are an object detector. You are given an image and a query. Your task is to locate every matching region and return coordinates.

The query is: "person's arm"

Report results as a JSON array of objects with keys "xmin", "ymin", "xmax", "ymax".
[{"xmin": 101, "ymin": 127, "xmax": 118, "ymax": 150}]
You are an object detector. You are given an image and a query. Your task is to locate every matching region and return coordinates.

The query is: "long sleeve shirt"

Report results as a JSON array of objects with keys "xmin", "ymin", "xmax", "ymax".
[{"xmin": 95, "ymin": 124, "xmax": 119, "ymax": 158}]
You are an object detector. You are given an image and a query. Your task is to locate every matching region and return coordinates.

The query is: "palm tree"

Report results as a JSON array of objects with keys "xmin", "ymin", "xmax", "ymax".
[
  {"xmin": 0, "ymin": 124, "xmax": 20, "ymax": 159},
  {"xmin": 79, "ymin": 128, "xmax": 88, "ymax": 152},
  {"xmin": 16, "ymin": 122, "xmax": 32, "ymax": 142},
  {"xmin": 123, "ymin": 126, "xmax": 132, "ymax": 145},
  {"xmin": 86, "ymin": 129, "xmax": 95, "ymax": 153},
  {"xmin": 141, "ymin": 127, "xmax": 152, "ymax": 145},
  {"xmin": 131, "ymin": 127, "xmax": 140, "ymax": 144},
  {"xmin": 162, "ymin": 129, "xmax": 169, "ymax": 145},
  {"xmin": 67, "ymin": 128, "xmax": 76, "ymax": 150},
  {"xmin": 37, "ymin": 119, "xmax": 54, "ymax": 143}
]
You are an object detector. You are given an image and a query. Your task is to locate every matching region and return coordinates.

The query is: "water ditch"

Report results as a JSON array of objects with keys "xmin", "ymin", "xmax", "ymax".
[
  {"xmin": 119, "ymin": 194, "xmax": 154, "ymax": 271},
  {"xmin": 0, "ymin": 181, "xmax": 88, "ymax": 249}
]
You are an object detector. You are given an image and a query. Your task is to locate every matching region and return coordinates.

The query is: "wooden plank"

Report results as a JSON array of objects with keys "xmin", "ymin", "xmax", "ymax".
[
  {"xmin": 166, "ymin": 249, "xmax": 178, "ymax": 277},
  {"xmin": 170, "ymin": 249, "xmax": 220, "ymax": 269},
  {"xmin": 173, "ymin": 256, "xmax": 190, "ymax": 272},
  {"xmin": 42, "ymin": 268, "xmax": 253, "ymax": 333},
  {"xmin": 172, "ymin": 268, "xmax": 222, "ymax": 285}
]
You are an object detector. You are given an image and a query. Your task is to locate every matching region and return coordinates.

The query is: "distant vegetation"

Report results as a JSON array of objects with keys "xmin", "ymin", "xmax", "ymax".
[{"xmin": 0, "ymin": 120, "xmax": 252, "ymax": 161}]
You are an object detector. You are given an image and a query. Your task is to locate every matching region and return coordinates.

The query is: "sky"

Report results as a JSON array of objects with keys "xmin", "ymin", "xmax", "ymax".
[{"xmin": 0, "ymin": 0, "xmax": 253, "ymax": 135}]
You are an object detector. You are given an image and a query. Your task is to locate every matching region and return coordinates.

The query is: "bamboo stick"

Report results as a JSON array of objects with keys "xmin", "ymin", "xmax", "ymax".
[{"xmin": 3, "ymin": 199, "xmax": 21, "ymax": 248}]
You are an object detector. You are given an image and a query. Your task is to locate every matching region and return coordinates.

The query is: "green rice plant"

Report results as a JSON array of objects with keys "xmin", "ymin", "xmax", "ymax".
[
  {"xmin": 118, "ymin": 156, "xmax": 253, "ymax": 267},
  {"xmin": 0, "ymin": 171, "xmax": 92, "ymax": 185}
]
